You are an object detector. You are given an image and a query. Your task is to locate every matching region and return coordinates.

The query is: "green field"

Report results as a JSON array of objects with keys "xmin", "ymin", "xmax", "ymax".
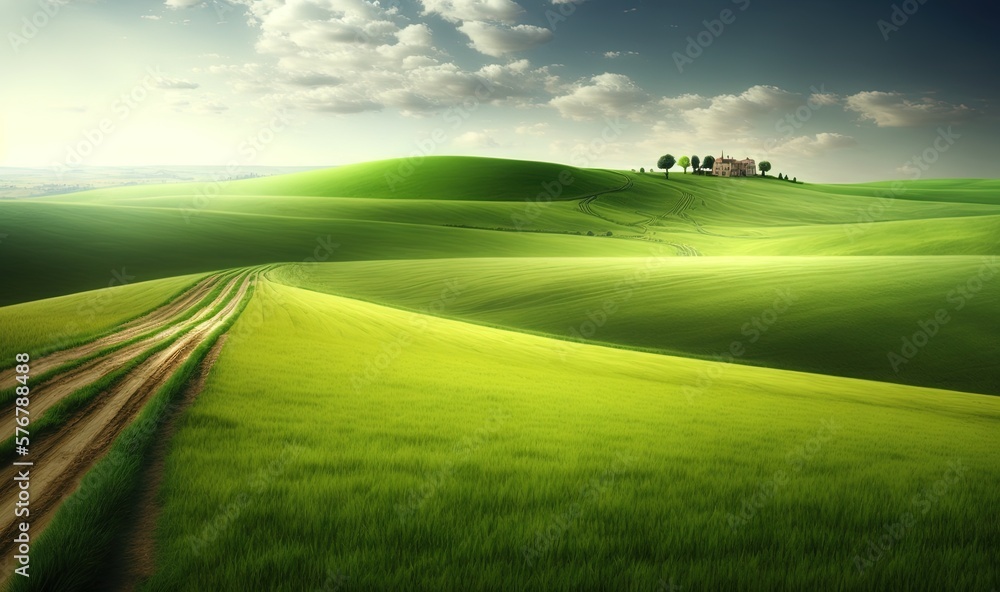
[{"xmin": 1, "ymin": 157, "xmax": 998, "ymax": 591}]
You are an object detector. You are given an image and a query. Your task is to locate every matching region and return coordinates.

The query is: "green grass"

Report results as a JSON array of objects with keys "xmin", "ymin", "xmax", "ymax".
[
  {"xmin": 269, "ymin": 256, "xmax": 1000, "ymax": 395},
  {"xmin": 3, "ymin": 158, "xmax": 999, "ymax": 590},
  {"xmin": 140, "ymin": 280, "xmax": 1000, "ymax": 591},
  {"xmin": 43, "ymin": 156, "xmax": 627, "ymax": 202},
  {"xmin": 5, "ymin": 278, "xmax": 256, "ymax": 592},
  {"xmin": 2, "ymin": 162, "xmax": 998, "ymax": 303},
  {"xmin": 0, "ymin": 273, "xmax": 206, "ymax": 361}
]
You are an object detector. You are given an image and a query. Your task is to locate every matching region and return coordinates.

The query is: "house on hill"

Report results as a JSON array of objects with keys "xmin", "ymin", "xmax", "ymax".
[{"xmin": 712, "ymin": 153, "xmax": 756, "ymax": 177}]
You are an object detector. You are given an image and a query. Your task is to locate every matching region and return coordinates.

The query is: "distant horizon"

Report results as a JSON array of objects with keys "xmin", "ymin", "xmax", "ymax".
[
  {"xmin": 2, "ymin": 155, "xmax": 998, "ymax": 187},
  {"xmin": 2, "ymin": 1, "xmax": 997, "ymax": 184}
]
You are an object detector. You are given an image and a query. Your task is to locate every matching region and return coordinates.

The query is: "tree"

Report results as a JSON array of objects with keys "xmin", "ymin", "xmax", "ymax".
[
  {"xmin": 793, "ymin": 177, "xmax": 797, "ymax": 183},
  {"xmin": 778, "ymin": 173, "xmax": 784, "ymax": 180},
  {"xmin": 691, "ymin": 155, "xmax": 701, "ymax": 175},
  {"xmin": 759, "ymin": 161, "xmax": 772, "ymax": 176},
  {"xmin": 657, "ymin": 154, "xmax": 676, "ymax": 179},
  {"xmin": 702, "ymin": 155, "xmax": 715, "ymax": 175},
  {"xmin": 678, "ymin": 156, "xmax": 691, "ymax": 173},
  {"xmin": 640, "ymin": 167, "xmax": 645, "ymax": 173}
]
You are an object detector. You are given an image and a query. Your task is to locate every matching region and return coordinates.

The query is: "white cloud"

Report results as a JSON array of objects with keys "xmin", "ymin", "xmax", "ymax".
[
  {"xmin": 165, "ymin": 0, "xmax": 201, "ymax": 8},
  {"xmin": 154, "ymin": 77, "xmax": 200, "ymax": 90},
  {"xmin": 550, "ymin": 73, "xmax": 648, "ymax": 120},
  {"xmin": 604, "ymin": 51, "xmax": 638, "ymax": 59},
  {"xmin": 844, "ymin": 91, "xmax": 973, "ymax": 127},
  {"xmin": 678, "ymin": 85, "xmax": 800, "ymax": 135},
  {"xmin": 771, "ymin": 132, "xmax": 857, "ymax": 156},
  {"xmin": 659, "ymin": 93, "xmax": 708, "ymax": 111},
  {"xmin": 141, "ymin": 14, "xmax": 163, "ymax": 20},
  {"xmin": 421, "ymin": 0, "xmax": 525, "ymax": 24},
  {"xmin": 515, "ymin": 122, "xmax": 550, "ymax": 136},
  {"xmin": 457, "ymin": 21, "xmax": 553, "ymax": 57},
  {"xmin": 453, "ymin": 130, "xmax": 500, "ymax": 148},
  {"xmin": 808, "ymin": 92, "xmax": 840, "ymax": 107}
]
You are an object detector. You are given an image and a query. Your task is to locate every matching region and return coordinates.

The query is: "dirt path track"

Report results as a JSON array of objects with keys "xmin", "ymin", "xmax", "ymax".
[
  {"xmin": 0, "ymin": 271, "xmax": 254, "ymax": 574},
  {"xmin": 0, "ymin": 273, "xmax": 244, "ymax": 439},
  {"xmin": 0, "ymin": 273, "xmax": 225, "ymax": 391}
]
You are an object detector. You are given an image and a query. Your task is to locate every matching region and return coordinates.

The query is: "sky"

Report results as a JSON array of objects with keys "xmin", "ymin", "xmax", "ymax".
[{"xmin": 1, "ymin": 0, "xmax": 997, "ymax": 183}]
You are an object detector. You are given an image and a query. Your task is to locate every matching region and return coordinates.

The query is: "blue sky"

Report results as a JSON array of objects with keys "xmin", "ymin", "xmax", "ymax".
[{"xmin": 1, "ymin": 0, "xmax": 996, "ymax": 182}]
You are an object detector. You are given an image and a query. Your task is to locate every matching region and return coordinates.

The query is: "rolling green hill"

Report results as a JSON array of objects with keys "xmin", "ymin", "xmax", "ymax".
[
  {"xmin": 3, "ymin": 162, "xmax": 998, "ymax": 305},
  {"xmin": 138, "ymin": 279, "xmax": 1000, "ymax": 591},
  {"xmin": 269, "ymin": 256, "xmax": 1000, "ymax": 396},
  {"xmin": 4, "ymin": 157, "xmax": 999, "ymax": 592}
]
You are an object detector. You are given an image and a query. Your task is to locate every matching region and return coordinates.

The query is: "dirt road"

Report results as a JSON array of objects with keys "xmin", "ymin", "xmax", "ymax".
[{"xmin": 0, "ymin": 270, "xmax": 255, "ymax": 572}]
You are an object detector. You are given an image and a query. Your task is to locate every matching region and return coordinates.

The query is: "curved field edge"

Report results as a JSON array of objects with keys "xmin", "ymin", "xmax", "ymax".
[
  {"xmin": 141, "ymin": 281, "xmax": 1000, "ymax": 591},
  {"xmin": 0, "ymin": 269, "xmax": 241, "ymax": 410},
  {"xmin": 0, "ymin": 271, "xmax": 251, "ymax": 463},
  {"xmin": 41, "ymin": 157, "xmax": 628, "ymax": 202},
  {"xmin": 1, "ymin": 275, "xmax": 256, "ymax": 592},
  {"xmin": 0, "ymin": 272, "xmax": 209, "ymax": 365},
  {"xmin": 268, "ymin": 256, "xmax": 1000, "ymax": 396}
]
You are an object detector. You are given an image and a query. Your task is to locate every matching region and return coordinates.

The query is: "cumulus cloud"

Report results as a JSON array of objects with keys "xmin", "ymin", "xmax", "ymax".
[
  {"xmin": 844, "ymin": 91, "xmax": 973, "ymax": 127},
  {"xmin": 456, "ymin": 21, "xmax": 553, "ymax": 57},
  {"xmin": 604, "ymin": 51, "xmax": 638, "ymax": 59},
  {"xmin": 515, "ymin": 122, "xmax": 550, "ymax": 136},
  {"xmin": 550, "ymin": 73, "xmax": 649, "ymax": 120},
  {"xmin": 678, "ymin": 85, "xmax": 800, "ymax": 135},
  {"xmin": 421, "ymin": 0, "xmax": 525, "ymax": 24},
  {"xmin": 154, "ymin": 77, "xmax": 200, "ymax": 89},
  {"xmin": 659, "ymin": 93, "xmax": 709, "ymax": 111},
  {"xmin": 771, "ymin": 132, "xmax": 857, "ymax": 156},
  {"xmin": 210, "ymin": 1, "xmax": 561, "ymax": 115},
  {"xmin": 453, "ymin": 130, "xmax": 500, "ymax": 148}
]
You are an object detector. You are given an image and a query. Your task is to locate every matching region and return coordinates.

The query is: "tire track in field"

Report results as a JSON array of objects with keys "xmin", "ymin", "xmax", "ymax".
[
  {"xmin": 0, "ymin": 271, "xmax": 256, "ymax": 573},
  {"xmin": 577, "ymin": 175, "xmax": 702, "ymax": 255},
  {"xmin": 0, "ymin": 273, "xmax": 245, "ymax": 439},
  {"xmin": 0, "ymin": 273, "xmax": 226, "ymax": 391}
]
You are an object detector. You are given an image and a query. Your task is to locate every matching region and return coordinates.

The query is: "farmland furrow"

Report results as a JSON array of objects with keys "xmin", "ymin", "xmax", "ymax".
[
  {"xmin": 0, "ymin": 270, "xmax": 256, "ymax": 573},
  {"xmin": 0, "ymin": 273, "xmax": 228, "ymax": 391},
  {"xmin": 0, "ymin": 272, "xmax": 246, "ymax": 439}
]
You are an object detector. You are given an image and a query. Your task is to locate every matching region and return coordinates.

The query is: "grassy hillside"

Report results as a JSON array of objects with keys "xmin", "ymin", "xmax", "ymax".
[
  {"xmin": 270, "ymin": 256, "xmax": 1000, "ymax": 395},
  {"xmin": 3, "ymin": 160, "xmax": 998, "ymax": 304},
  {"xmin": 0, "ymin": 273, "xmax": 205, "ymax": 361},
  {"xmin": 40, "ymin": 157, "xmax": 628, "ymax": 201},
  {"xmin": 142, "ymin": 279, "xmax": 1000, "ymax": 591}
]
